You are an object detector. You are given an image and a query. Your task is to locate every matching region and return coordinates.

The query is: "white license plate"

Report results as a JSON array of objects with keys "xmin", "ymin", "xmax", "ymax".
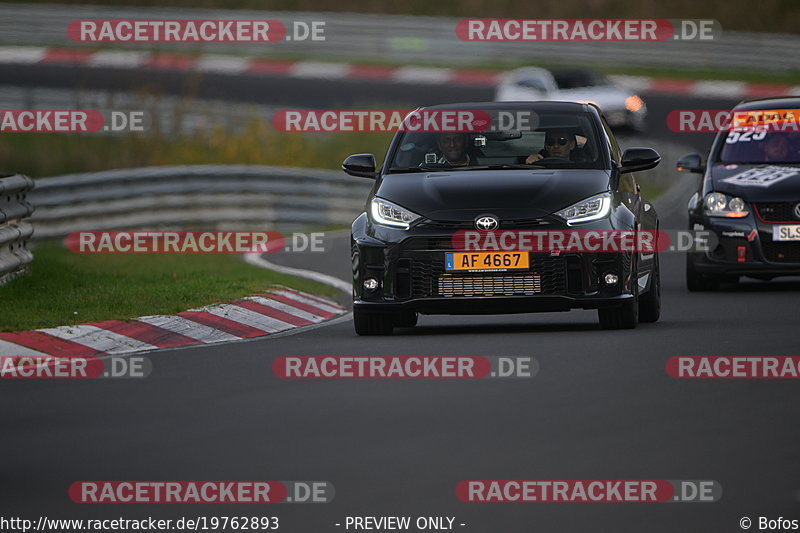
[{"xmin": 773, "ymin": 225, "xmax": 800, "ymax": 241}]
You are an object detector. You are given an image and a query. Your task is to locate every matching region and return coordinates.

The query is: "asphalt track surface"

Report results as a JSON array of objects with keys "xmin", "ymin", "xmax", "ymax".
[{"xmin": 1, "ymin": 65, "xmax": 799, "ymax": 532}]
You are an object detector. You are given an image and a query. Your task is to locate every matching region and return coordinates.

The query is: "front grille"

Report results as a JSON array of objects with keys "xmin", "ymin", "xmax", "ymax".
[
  {"xmin": 403, "ymin": 237, "xmax": 455, "ymax": 251},
  {"xmin": 755, "ymin": 202, "xmax": 800, "ymax": 222},
  {"xmin": 438, "ymin": 274, "xmax": 541, "ymax": 297},
  {"xmin": 761, "ymin": 241, "xmax": 800, "ymax": 263},
  {"xmin": 411, "ymin": 259, "xmax": 444, "ymax": 298},
  {"xmin": 409, "ymin": 255, "xmax": 566, "ymax": 298}
]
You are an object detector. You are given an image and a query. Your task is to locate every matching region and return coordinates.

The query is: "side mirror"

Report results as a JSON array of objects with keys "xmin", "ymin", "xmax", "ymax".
[
  {"xmin": 676, "ymin": 153, "xmax": 705, "ymax": 174},
  {"xmin": 342, "ymin": 154, "xmax": 377, "ymax": 179},
  {"xmin": 620, "ymin": 147, "xmax": 660, "ymax": 174}
]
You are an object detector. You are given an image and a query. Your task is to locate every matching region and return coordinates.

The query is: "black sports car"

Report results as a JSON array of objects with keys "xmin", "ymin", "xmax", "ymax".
[
  {"xmin": 679, "ymin": 97, "xmax": 800, "ymax": 290},
  {"xmin": 344, "ymin": 102, "xmax": 662, "ymax": 334}
]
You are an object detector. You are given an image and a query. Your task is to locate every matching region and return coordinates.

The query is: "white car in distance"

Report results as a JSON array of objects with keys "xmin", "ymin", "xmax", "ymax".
[{"xmin": 495, "ymin": 67, "xmax": 647, "ymax": 131}]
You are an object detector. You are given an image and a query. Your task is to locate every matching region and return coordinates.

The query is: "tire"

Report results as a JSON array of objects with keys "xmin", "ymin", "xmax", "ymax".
[
  {"xmin": 598, "ymin": 296, "xmax": 639, "ymax": 329},
  {"xmin": 353, "ymin": 308, "xmax": 394, "ymax": 336},
  {"xmin": 394, "ymin": 310, "xmax": 418, "ymax": 328},
  {"xmin": 638, "ymin": 253, "xmax": 661, "ymax": 323},
  {"xmin": 686, "ymin": 256, "xmax": 719, "ymax": 292}
]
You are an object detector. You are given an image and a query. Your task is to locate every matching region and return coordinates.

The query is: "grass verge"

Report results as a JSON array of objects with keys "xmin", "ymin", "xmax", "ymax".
[
  {"xmin": 1, "ymin": 122, "xmax": 394, "ymax": 177},
  {"xmin": 0, "ymin": 242, "xmax": 341, "ymax": 332}
]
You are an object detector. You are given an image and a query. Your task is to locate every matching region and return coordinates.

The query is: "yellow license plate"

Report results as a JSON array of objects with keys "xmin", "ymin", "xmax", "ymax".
[{"xmin": 445, "ymin": 252, "xmax": 529, "ymax": 271}]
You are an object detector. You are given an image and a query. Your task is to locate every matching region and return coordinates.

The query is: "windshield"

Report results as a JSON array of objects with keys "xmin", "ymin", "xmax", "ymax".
[
  {"xmin": 387, "ymin": 110, "xmax": 605, "ymax": 172},
  {"xmin": 552, "ymin": 70, "xmax": 611, "ymax": 89},
  {"xmin": 718, "ymin": 130, "xmax": 800, "ymax": 164}
]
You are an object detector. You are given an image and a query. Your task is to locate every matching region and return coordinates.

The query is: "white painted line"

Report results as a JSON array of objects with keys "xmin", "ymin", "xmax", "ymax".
[
  {"xmin": 88, "ymin": 50, "xmax": 148, "ymax": 68},
  {"xmin": 291, "ymin": 61, "xmax": 349, "ymax": 79},
  {"xmin": 270, "ymin": 289, "xmax": 343, "ymax": 314},
  {"xmin": 392, "ymin": 66, "xmax": 452, "ymax": 84},
  {"xmin": 0, "ymin": 45, "xmax": 46, "ymax": 64},
  {"xmin": 38, "ymin": 325, "xmax": 156, "ymax": 354},
  {"xmin": 692, "ymin": 80, "xmax": 748, "ymax": 98},
  {"xmin": 200, "ymin": 304, "xmax": 295, "ymax": 333},
  {"xmin": 137, "ymin": 315, "xmax": 240, "ymax": 343},
  {"xmin": 244, "ymin": 252, "xmax": 351, "ymax": 293},
  {"xmin": 0, "ymin": 339, "xmax": 50, "ymax": 357},
  {"xmin": 281, "ymin": 288, "xmax": 345, "ymax": 310},
  {"xmin": 195, "ymin": 54, "xmax": 249, "ymax": 74},
  {"xmin": 244, "ymin": 295, "xmax": 327, "ymax": 323}
]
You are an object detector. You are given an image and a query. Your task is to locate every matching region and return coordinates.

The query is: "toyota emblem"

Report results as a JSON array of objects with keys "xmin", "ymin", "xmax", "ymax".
[{"xmin": 475, "ymin": 216, "xmax": 499, "ymax": 231}]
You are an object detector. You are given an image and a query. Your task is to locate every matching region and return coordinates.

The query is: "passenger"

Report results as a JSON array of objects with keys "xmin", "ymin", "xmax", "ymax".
[{"xmin": 526, "ymin": 129, "xmax": 576, "ymax": 164}]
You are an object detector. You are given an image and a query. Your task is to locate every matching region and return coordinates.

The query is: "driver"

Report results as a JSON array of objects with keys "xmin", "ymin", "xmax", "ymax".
[
  {"xmin": 436, "ymin": 132, "xmax": 472, "ymax": 166},
  {"xmin": 763, "ymin": 133, "xmax": 790, "ymax": 162},
  {"xmin": 526, "ymin": 129, "xmax": 576, "ymax": 164}
]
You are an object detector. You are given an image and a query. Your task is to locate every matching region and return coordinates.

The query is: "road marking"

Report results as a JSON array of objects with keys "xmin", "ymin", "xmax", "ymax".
[
  {"xmin": 196, "ymin": 54, "xmax": 249, "ymax": 74},
  {"xmin": 137, "ymin": 315, "xmax": 241, "ymax": 343},
  {"xmin": 0, "ymin": 339, "xmax": 50, "ymax": 357},
  {"xmin": 244, "ymin": 296, "xmax": 327, "ymax": 323},
  {"xmin": 244, "ymin": 252, "xmax": 350, "ymax": 292},
  {"xmin": 291, "ymin": 61, "xmax": 349, "ymax": 79},
  {"xmin": 38, "ymin": 324, "xmax": 157, "ymax": 354},
  {"xmin": 198, "ymin": 304, "xmax": 295, "ymax": 333},
  {"xmin": 392, "ymin": 66, "xmax": 452, "ymax": 84}
]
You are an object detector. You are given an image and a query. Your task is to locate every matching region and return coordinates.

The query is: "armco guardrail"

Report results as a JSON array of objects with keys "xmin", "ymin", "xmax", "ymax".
[
  {"xmin": 28, "ymin": 165, "xmax": 373, "ymax": 238},
  {"xmin": 0, "ymin": 174, "xmax": 35, "ymax": 285},
  {"xmin": 0, "ymin": 3, "xmax": 798, "ymax": 71},
  {"xmin": 27, "ymin": 134, "xmax": 688, "ymax": 240}
]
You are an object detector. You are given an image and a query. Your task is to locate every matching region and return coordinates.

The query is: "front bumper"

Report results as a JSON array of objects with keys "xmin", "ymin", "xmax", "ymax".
[
  {"xmin": 690, "ymin": 212, "xmax": 800, "ymax": 276},
  {"xmin": 354, "ymin": 294, "xmax": 635, "ymax": 315},
  {"xmin": 352, "ymin": 217, "xmax": 638, "ymax": 315}
]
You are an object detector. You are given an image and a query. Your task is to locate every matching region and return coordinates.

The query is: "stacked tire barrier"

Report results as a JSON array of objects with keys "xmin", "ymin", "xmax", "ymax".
[
  {"xmin": 28, "ymin": 165, "xmax": 373, "ymax": 239},
  {"xmin": 0, "ymin": 174, "xmax": 35, "ymax": 285}
]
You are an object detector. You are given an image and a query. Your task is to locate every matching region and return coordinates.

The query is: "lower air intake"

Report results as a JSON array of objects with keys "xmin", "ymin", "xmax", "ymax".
[{"xmin": 437, "ymin": 274, "xmax": 542, "ymax": 297}]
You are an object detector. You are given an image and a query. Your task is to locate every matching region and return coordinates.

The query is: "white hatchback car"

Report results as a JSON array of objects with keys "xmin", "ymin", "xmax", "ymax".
[{"xmin": 495, "ymin": 67, "xmax": 647, "ymax": 131}]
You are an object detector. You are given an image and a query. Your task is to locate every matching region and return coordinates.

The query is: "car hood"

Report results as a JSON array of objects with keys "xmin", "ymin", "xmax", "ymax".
[
  {"xmin": 377, "ymin": 169, "xmax": 611, "ymax": 221},
  {"xmin": 710, "ymin": 163, "xmax": 800, "ymax": 202}
]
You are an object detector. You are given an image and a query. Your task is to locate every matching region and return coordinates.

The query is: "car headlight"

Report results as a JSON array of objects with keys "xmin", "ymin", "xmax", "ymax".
[
  {"xmin": 625, "ymin": 95, "xmax": 645, "ymax": 113},
  {"xmin": 370, "ymin": 198, "xmax": 422, "ymax": 229},
  {"xmin": 556, "ymin": 192, "xmax": 612, "ymax": 225},
  {"xmin": 703, "ymin": 192, "xmax": 748, "ymax": 218}
]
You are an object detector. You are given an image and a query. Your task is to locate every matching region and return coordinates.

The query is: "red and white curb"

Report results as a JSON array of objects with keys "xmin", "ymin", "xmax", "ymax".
[
  {"xmin": 0, "ymin": 288, "xmax": 345, "ymax": 357},
  {"xmin": 1, "ymin": 45, "xmax": 797, "ymax": 98}
]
